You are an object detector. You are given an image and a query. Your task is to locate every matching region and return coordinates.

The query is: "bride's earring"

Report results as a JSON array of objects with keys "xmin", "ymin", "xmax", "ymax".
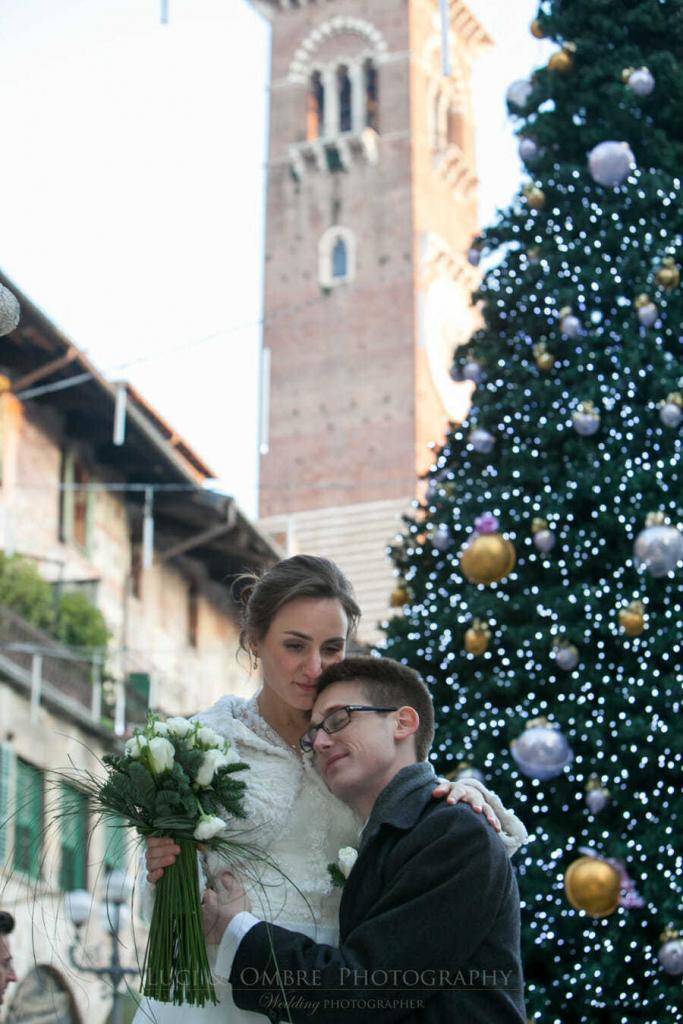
[{"xmin": 250, "ymin": 649, "xmax": 259, "ymax": 672}]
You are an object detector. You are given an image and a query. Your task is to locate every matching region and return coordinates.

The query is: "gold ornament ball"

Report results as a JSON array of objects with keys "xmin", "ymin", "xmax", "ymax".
[
  {"xmin": 618, "ymin": 600, "xmax": 646, "ymax": 637},
  {"xmin": 564, "ymin": 856, "xmax": 621, "ymax": 917},
  {"xmin": 530, "ymin": 19, "xmax": 547, "ymax": 38},
  {"xmin": 390, "ymin": 585, "xmax": 410, "ymax": 608},
  {"xmin": 655, "ymin": 258, "xmax": 680, "ymax": 290},
  {"xmin": 548, "ymin": 49, "xmax": 574, "ymax": 73},
  {"xmin": 464, "ymin": 620, "xmax": 491, "ymax": 656},
  {"xmin": 534, "ymin": 343, "xmax": 555, "ymax": 372},
  {"xmin": 460, "ymin": 533, "xmax": 516, "ymax": 585},
  {"xmin": 525, "ymin": 187, "xmax": 546, "ymax": 210}
]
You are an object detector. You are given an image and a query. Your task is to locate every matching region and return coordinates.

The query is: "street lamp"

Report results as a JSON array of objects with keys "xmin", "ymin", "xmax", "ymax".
[{"xmin": 65, "ymin": 871, "xmax": 138, "ymax": 1024}]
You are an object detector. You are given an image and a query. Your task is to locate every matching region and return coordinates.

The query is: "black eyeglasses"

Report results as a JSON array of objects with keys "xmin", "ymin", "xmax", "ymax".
[{"xmin": 300, "ymin": 705, "xmax": 398, "ymax": 753}]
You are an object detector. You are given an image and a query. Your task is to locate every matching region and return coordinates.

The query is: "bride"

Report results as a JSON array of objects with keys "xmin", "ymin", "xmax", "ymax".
[{"xmin": 134, "ymin": 555, "xmax": 527, "ymax": 1023}]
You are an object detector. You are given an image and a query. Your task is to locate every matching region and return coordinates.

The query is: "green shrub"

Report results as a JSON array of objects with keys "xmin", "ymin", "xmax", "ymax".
[
  {"xmin": 0, "ymin": 551, "xmax": 110, "ymax": 654},
  {"xmin": 0, "ymin": 551, "xmax": 55, "ymax": 631},
  {"xmin": 55, "ymin": 590, "xmax": 110, "ymax": 651}
]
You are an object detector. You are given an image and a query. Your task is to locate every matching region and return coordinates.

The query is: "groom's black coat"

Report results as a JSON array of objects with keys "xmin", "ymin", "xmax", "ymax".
[{"xmin": 229, "ymin": 764, "xmax": 526, "ymax": 1023}]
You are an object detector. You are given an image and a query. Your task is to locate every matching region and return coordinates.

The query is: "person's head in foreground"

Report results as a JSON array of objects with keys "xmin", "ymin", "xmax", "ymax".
[
  {"xmin": 0, "ymin": 912, "xmax": 17, "ymax": 1008},
  {"xmin": 300, "ymin": 655, "xmax": 435, "ymax": 818}
]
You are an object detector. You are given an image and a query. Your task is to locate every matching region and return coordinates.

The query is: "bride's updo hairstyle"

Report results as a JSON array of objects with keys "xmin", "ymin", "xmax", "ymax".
[{"xmin": 237, "ymin": 555, "xmax": 361, "ymax": 653}]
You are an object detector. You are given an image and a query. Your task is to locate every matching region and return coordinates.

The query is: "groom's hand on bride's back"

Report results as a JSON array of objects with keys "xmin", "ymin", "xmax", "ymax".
[{"xmin": 145, "ymin": 837, "xmax": 181, "ymax": 882}]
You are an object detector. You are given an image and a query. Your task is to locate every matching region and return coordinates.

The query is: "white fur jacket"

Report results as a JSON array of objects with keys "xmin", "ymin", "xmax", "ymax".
[{"xmin": 139, "ymin": 694, "xmax": 528, "ymax": 933}]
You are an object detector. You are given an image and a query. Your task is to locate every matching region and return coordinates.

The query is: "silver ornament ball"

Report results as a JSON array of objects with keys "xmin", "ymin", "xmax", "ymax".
[
  {"xmin": 637, "ymin": 302, "xmax": 659, "ymax": 327},
  {"xmin": 658, "ymin": 939, "xmax": 683, "ymax": 976},
  {"xmin": 506, "ymin": 79, "xmax": 533, "ymax": 112},
  {"xmin": 585, "ymin": 788, "xmax": 610, "ymax": 814},
  {"xmin": 518, "ymin": 137, "xmax": 540, "ymax": 165},
  {"xmin": 453, "ymin": 765, "xmax": 486, "ymax": 784},
  {"xmin": 634, "ymin": 523, "xmax": 683, "ymax": 577},
  {"xmin": 588, "ymin": 140, "xmax": 636, "ymax": 187},
  {"xmin": 573, "ymin": 410, "xmax": 601, "ymax": 436},
  {"xmin": 553, "ymin": 645, "xmax": 579, "ymax": 672},
  {"xmin": 467, "ymin": 247, "xmax": 481, "ymax": 267},
  {"xmin": 660, "ymin": 402, "xmax": 682, "ymax": 429},
  {"xmin": 627, "ymin": 67, "xmax": 655, "ymax": 97},
  {"xmin": 432, "ymin": 526, "xmax": 453, "ymax": 552},
  {"xmin": 511, "ymin": 722, "xmax": 573, "ymax": 781},
  {"xmin": 560, "ymin": 314, "xmax": 582, "ymax": 339},
  {"xmin": 470, "ymin": 428, "xmax": 495, "ymax": 454},
  {"xmin": 462, "ymin": 360, "xmax": 484, "ymax": 385},
  {"xmin": 0, "ymin": 284, "xmax": 21, "ymax": 337},
  {"xmin": 533, "ymin": 529, "xmax": 556, "ymax": 554}
]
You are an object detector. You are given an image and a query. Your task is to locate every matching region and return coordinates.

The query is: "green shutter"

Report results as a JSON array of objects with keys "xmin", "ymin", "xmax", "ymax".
[
  {"xmin": 104, "ymin": 815, "xmax": 128, "ymax": 872},
  {"xmin": 84, "ymin": 485, "xmax": 96, "ymax": 557},
  {"xmin": 14, "ymin": 760, "xmax": 44, "ymax": 880},
  {"xmin": 0, "ymin": 744, "xmax": 14, "ymax": 864},
  {"xmin": 60, "ymin": 784, "xmax": 88, "ymax": 891},
  {"xmin": 60, "ymin": 449, "xmax": 75, "ymax": 544},
  {"xmin": 127, "ymin": 672, "xmax": 151, "ymax": 724},
  {"xmin": 0, "ymin": 398, "xmax": 5, "ymax": 486}
]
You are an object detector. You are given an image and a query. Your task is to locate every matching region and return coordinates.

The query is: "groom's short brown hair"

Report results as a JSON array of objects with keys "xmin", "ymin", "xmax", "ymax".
[{"xmin": 316, "ymin": 656, "xmax": 435, "ymax": 761}]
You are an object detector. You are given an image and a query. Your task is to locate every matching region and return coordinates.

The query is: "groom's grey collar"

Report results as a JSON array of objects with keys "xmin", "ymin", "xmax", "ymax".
[{"xmin": 359, "ymin": 762, "xmax": 438, "ymax": 851}]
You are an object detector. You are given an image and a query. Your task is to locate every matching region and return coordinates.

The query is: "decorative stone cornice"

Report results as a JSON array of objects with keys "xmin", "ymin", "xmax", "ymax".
[
  {"xmin": 251, "ymin": 0, "xmax": 491, "ymax": 55},
  {"xmin": 287, "ymin": 16, "xmax": 389, "ymax": 84},
  {"xmin": 434, "ymin": 144, "xmax": 478, "ymax": 196},
  {"xmin": 418, "ymin": 232, "xmax": 478, "ymax": 290},
  {"xmin": 288, "ymin": 128, "xmax": 379, "ymax": 178},
  {"xmin": 447, "ymin": 0, "xmax": 492, "ymax": 52},
  {"xmin": 252, "ymin": 0, "xmax": 368, "ymax": 15}
]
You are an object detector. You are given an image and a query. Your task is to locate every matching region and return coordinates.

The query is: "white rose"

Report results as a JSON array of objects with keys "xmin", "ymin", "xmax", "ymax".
[
  {"xmin": 147, "ymin": 737, "xmax": 175, "ymax": 775},
  {"xmin": 338, "ymin": 847, "xmax": 358, "ymax": 879},
  {"xmin": 152, "ymin": 721, "xmax": 170, "ymax": 737},
  {"xmin": 196, "ymin": 726, "xmax": 223, "ymax": 749},
  {"xmin": 196, "ymin": 749, "xmax": 229, "ymax": 788},
  {"xmin": 125, "ymin": 734, "xmax": 148, "ymax": 759},
  {"xmin": 193, "ymin": 815, "xmax": 227, "ymax": 841},
  {"xmin": 165, "ymin": 717, "xmax": 193, "ymax": 738}
]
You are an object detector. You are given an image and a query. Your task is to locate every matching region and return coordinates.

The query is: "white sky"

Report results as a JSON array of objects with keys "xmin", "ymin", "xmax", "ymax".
[{"xmin": 0, "ymin": 0, "xmax": 549, "ymax": 517}]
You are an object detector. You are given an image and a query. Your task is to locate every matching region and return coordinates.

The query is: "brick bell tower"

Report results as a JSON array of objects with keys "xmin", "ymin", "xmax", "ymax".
[{"xmin": 252, "ymin": 0, "xmax": 490, "ymax": 642}]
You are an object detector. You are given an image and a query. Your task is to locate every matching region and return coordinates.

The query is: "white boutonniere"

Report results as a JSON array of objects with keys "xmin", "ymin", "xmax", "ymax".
[{"xmin": 328, "ymin": 846, "xmax": 358, "ymax": 887}]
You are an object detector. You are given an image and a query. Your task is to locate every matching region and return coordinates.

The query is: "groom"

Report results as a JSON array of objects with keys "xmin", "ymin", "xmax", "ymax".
[{"xmin": 203, "ymin": 656, "xmax": 526, "ymax": 1022}]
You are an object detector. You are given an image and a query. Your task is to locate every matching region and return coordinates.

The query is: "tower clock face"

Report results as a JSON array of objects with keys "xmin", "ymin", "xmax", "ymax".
[{"xmin": 422, "ymin": 276, "xmax": 475, "ymax": 421}]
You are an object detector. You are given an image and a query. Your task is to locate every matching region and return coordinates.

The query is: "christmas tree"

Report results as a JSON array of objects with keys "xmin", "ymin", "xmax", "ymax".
[{"xmin": 381, "ymin": 2, "xmax": 683, "ymax": 1021}]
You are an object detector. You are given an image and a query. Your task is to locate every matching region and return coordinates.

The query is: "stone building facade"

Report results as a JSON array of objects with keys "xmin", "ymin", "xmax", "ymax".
[
  {"xmin": 0, "ymin": 273, "xmax": 277, "ymax": 1024},
  {"xmin": 253, "ymin": 0, "xmax": 490, "ymax": 642}
]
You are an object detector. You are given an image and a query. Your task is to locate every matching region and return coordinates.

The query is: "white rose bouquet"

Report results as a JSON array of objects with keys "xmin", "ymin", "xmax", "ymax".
[{"xmin": 92, "ymin": 713, "xmax": 250, "ymax": 1007}]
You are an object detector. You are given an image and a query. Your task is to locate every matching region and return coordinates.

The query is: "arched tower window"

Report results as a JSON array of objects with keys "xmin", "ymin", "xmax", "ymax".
[
  {"xmin": 332, "ymin": 237, "xmax": 348, "ymax": 279},
  {"xmin": 307, "ymin": 71, "xmax": 324, "ymax": 141},
  {"xmin": 337, "ymin": 66, "xmax": 352, "ymax": 133},
  {"xmin": 319, "ymin": 226, "xmax": 357, "ymax": 289},
  {"xmin": 365, "ymin": 59, "xmax": 379, "ymax": 132},
  {"xmin": 290, "ymin": 17, "xmax": 388, "ymax": 145}
]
